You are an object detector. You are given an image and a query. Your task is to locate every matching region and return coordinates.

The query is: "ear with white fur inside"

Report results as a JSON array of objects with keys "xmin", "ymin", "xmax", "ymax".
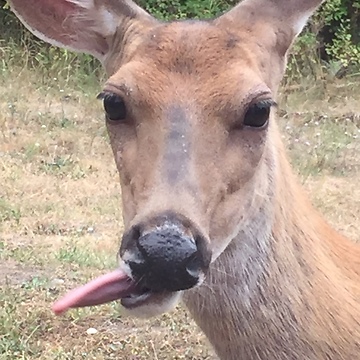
[
  {"xmin": 8, "ymin": 0, "xmax": 155, "ymax": 62},
  {"xmin": 216, "ymin": 0, "xmax": 324, "ymax": 54}
]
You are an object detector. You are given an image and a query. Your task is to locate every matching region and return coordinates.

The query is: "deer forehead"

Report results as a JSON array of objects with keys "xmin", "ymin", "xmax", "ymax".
[
  {"xmin": 140, "ymin": 22, "xmax": 243, "ymax": 63},
  {"xmin": 104, "ymin": 22, "xmax": 271, "ymax": 112}
]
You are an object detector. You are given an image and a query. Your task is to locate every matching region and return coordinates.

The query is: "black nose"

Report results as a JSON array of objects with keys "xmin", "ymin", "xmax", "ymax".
[{"xmin": 120, "ymin": 216, "xmax": 211, "ymax": 292}]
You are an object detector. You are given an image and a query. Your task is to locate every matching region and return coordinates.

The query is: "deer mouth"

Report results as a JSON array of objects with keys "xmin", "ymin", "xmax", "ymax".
[{"xmin": 52, "ymin": 269, "xmax": 173, "ymax": 315}]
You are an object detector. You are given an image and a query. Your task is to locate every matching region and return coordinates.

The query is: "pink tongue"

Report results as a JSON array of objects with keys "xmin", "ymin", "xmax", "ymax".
[{"xmin": 52, "ymin": 269, "xmax": 134, "ymax": 315}]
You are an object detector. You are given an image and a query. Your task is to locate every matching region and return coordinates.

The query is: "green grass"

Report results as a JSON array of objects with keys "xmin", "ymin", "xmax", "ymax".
[
  {"xmin": 281, "ymin": 113, "xmax": 359, "ymax": 177},
  {"xmin": 0, "ymin": 197, "xmax": 21, "ymax": 224}
]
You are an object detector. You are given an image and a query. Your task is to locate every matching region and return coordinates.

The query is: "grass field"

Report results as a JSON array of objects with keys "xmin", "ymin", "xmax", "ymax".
[{"xmin": 0, "ymin": 62, "xmax": 359, "ymax": 359}]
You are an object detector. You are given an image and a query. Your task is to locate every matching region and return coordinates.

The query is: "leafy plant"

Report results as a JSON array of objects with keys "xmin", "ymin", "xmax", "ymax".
[
  {"xmin": 320, "ymin": 0, "xmax": 360, "ymax": 68},
  {"xmin": 137, "ymin": 0, "xmax": 234, "ymax": 20},
  {"xmin": 1, "ymin": 0, "xmax": 359, "ymax": 79}
]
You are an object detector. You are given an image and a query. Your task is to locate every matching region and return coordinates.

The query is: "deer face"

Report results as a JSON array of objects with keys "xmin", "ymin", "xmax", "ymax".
[
  {"xmin": 103, "ymin": 21, "xmax": 280, "ymax": 312},
  {"xmin": 10, "ymin": 0, "xmax": 320, "ymax": 317}
]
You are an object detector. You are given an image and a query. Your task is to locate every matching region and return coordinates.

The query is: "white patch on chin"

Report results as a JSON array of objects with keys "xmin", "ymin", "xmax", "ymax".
[
  {"xmin": 117, "ymin": 253, "xmax": 185, "ymax": 319},
  {"xmin": 121, "ymin": 292, "xmax": 182, "ymax": 319}
]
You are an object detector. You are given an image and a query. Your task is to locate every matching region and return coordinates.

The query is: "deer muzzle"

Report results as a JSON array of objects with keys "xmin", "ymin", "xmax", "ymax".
[
  {"xmin": 52, "ymin": 213, "xmax": 212, "ymax": 315},
  {"xmin": 120, "ymin": 213, "xmax": 211, "ymax": 293}
]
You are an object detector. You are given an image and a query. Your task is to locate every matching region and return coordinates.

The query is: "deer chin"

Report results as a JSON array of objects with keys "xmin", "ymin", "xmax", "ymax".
[{"xmin": 121, "ymin": 291, "xmax": 182, "ymax": 318}]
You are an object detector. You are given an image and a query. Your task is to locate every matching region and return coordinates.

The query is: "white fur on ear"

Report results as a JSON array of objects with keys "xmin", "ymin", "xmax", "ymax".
[
  {"xmin": 9, "ymin": 0, "xmax": 153, "ymax": 61},
  {"xmin": 216, "ymin": 0, "xmax": 323, "ymax": 55},
  {"xmin": 98, "ymin": 7, "xmax": 119, "ymax": 37},
  {"xmin": 9, "ymin": 5, "xmax": 77, "ymax": 55},
  {"xmin": 69, "ymin": 0, "xmax": 95, "ymax": 9},
  {"xmin": 68, "ymin": 0, "xmax": 119, "ymax": 38},
  {"xmin": 292, "ymin": 10, "xmax": 314, "ymax": 36},
  {"xmin": 73, "ymin": 4, "xmax": 119, "ymax": 39}
]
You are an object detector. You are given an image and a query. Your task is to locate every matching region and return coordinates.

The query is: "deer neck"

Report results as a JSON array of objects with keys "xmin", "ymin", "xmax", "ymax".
[{"xmin": 183, "ymin": 128, "xmax": 360, "ymax": 360}]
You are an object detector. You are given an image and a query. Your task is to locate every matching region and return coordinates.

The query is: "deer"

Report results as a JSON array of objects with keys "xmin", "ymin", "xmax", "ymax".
[{"xmin": 9, "ymin": 0, "xmax": 360, "ymax": 359}]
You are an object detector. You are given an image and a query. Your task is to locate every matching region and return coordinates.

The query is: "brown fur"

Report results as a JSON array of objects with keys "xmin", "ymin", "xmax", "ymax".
[{"xmin": 10, "ymin": 0, "xmax": 360, "ymax": 358}]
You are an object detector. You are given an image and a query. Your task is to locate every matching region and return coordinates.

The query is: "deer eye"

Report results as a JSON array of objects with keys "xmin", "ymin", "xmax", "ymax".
[
  {"xmin": 98, "ymin": 92, "xmax": 127, "ymax": 121},
  {"xmin": 243, "ymin": 99, "xmax": 274, "ymax": 128}
]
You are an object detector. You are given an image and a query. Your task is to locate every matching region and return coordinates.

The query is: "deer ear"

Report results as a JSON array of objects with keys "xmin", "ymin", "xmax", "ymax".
[
  {"xmin": 9, "ymin": 0, "xmax": 155, "ymax": 61},
  {"xmin": 215, "ymin": 0, "xmax": 323, "ymax": 55}
]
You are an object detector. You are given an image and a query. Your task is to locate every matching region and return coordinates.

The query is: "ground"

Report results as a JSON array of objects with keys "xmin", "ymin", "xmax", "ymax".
[{"xmin": 0, "ymin": 66, "xmax": 359, "ymax": 359}]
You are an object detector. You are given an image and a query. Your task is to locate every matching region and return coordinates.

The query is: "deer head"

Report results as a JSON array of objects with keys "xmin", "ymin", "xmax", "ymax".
[{"xmin": 10, "ymin": 0, "xmax": 323, "ymax": 318}]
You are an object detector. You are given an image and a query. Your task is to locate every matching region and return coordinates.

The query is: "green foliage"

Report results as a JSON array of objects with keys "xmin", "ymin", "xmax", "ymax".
[
  {"xmin": 320, "ymin": 0, "xmax": 360, "ymax": 68},
  {"xmin": 287, "ymin": 31, "xmax": 321, "ymax": 81},
  {"xmin": 285, "ymin": 0, "xmax": 359, "ymax": 81},
  {"xmin": 137, "ymin": 0, "xmax": 234, "ymax": 20}
]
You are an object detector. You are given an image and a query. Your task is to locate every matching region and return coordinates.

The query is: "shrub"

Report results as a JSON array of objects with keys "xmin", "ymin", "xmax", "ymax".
[{"xmin": 1, "ymin": 0, "xmax": 359, "ymax": 78}]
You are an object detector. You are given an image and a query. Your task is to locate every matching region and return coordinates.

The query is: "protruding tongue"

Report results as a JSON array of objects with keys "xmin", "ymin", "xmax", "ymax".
[{"xmin": 52, "ymin": 269, "xmax": 134, "ymax": 315}]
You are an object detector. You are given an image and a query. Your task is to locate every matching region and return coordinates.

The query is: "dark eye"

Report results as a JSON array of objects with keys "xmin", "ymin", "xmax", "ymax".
[
  {"xmin": 243, "ymin": 100, "xmax": 274, "ymax": 128},
  {"xmin": 98, "ymin": 92, "xmax": 127, "ymax": 121}
]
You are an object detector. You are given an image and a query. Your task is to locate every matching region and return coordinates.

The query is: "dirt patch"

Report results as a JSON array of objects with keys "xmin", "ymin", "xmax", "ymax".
[{"xmin": 0, "ymin": 259, "xmax": 45, "ymax": 286}]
